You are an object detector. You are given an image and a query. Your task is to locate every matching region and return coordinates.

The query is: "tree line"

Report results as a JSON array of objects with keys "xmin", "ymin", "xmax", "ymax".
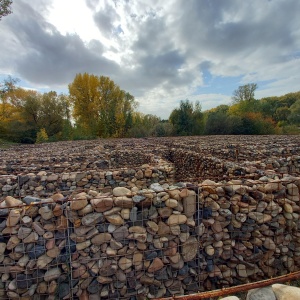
[{"xmin": 0, "ymin": 75, "xmax": 300, "ymax": 144}]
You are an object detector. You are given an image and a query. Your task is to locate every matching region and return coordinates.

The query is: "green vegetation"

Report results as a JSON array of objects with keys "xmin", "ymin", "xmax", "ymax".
[
  {"xmin": 1, "ymin": 75, "xmax": 300, "ymax": 144},
  {"xmin": 0, "ymin": 0, "xmax": 13, "ymax": 20}
]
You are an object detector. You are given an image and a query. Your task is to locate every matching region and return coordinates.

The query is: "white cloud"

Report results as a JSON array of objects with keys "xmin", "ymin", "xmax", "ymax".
[{"xmin": 0, "ymin": 0, "xmax": 299, "ymax": 119}]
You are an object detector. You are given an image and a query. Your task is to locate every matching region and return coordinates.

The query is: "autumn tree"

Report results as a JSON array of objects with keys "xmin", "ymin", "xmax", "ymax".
[
  {"xmin": 36, "ymin": 128, "xmax": 48, "ymax": 144},
  {"xmin": 232, "ymin": 83, "xmax": 257, "ymax": 103},
  {"xmin": 69, "ymin": 73, "xmax": 136, "ymax": 138},
  {"xmin": 0, "ymin": 0, "xmax": 12, "ymax": 20},
  {"xmin": 0, "ymin": 78, "xmax": 39, "ymax": 142}
]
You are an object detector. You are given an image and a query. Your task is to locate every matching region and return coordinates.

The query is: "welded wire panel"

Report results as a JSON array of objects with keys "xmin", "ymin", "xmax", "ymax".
[{"xmin": 0, "ymin": 177, "xmax": 299, "ymax": 299}]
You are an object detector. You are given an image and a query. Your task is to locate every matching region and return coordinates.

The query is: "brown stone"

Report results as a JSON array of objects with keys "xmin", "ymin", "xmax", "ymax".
[
  {"xmin": 23, "ymin": 232, "xmax": 38, "ymax": 243},
  {"xmin": 91, "ymin": 233, "xmax": 112, "ymax": 245},
  {"xmin": 212, "ymin": 221, "xmax": 222, "ymax": 233},
  {"xmin": 183, "ymin": 191, "xmax": 196, "ymax": 217},
  {"xmin": 53, "ymin": 204, "xmax": 63, "ymax": 216},
  {"xmin": 56, "ymin": 215, "xmax": 68, "ymax": 231},
  {"xmin": 118, "ymin": 257, "xmax": 132, "ymax": 270},
  {"xmin": 91, "ymin": 197, "xmax": 113, "ymax": 212},
  {"xmin": 133, "ymin": 252, "xmax": 143, "ymax": 266},
  {"xmin": 114, "ymin": 196, "xmax": 134, "ymax": 208},
  {"xmin": 157, "ymin": 221, "xmax": 170, "ymax": 236},
  {"xmin": 5, "ymin": 196, "xmax": 23, "ymax": 207},
  {"xmin": 148, "ymin": 257, "xmax": 164, "ymax": 272},
  {"xmin": 167, "ymin": 214, "xmax": 187, "ymax": 226},
  {"xmin": 70, "ymin": 193, "xmax": 88, "ymax": 210},
  {"xmin": 105, "ymin": 214, "xmax": 124, "ymax": 225},
  {"xmin": 113, "ymin": 187, "xmax": 131, "ymax": 197},
  {"xmin": 51, "ymin": 193, "xmax": 64, "ymax": 202},
  {"xmin": 182, "ymin": 237, "xmax": 198, "ymax": 261},
  {"xmin": 47, "ymin": 246, "xmax": 61, "ymax": 258},
  {"xmin": 158, "ymin": 207, "xmax": 173, "ymax": 218}
]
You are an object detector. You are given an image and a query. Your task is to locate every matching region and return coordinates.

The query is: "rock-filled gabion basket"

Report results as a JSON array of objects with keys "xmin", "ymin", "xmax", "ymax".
[{"xmin": 0, "ymin": 175, "xmax": 300, "ymax": 299}]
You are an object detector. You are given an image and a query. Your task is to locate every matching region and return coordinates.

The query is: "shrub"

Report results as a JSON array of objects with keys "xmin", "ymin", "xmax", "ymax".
[{"xmin": 36, "ymin": 128, "xmax": 48, "ymax": 143}]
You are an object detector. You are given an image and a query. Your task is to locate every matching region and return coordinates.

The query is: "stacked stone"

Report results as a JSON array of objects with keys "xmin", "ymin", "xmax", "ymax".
[
  {"xmin": 110, "ymin": 150, "xmax": 153, "ymax": 168},
  {"xmin": 165, "ymin": 148, "xmax": 300, "ymax": 181},
  {"xmin": 1, "ymin": 136, "xmax": 300, "ymax": 178},
  {"xmin": 0, "ymin": 176, "xmax": 300, "ymax": 299},
  {"xmin": 0, "ymin": 163, "xmax": 175, "ymax": 199},
  {"xmin": 169, "ymin": 148, "xmax": 237, "ymax": 180}
]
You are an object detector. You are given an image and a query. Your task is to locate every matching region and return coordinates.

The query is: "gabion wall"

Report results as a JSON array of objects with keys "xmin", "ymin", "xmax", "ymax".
[{"xmin": 0, "ymin": 175, "xmax": 299, "ymax": 299}]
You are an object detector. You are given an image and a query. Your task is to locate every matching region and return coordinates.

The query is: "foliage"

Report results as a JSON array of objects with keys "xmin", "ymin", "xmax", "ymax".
[
  {"xmin": 1, "ymin": 75, "xmax": 300, "ymax": 141},
  {"xmin": 205, "ymin": 102, "xmax": 275, "ymax": 135},
  {"xmin": 36, "ymin": 128, "xmax": 48, "ymax": 144},
  {"xmin": 169, "ymin": 100, "xmax": 204, "ymax": 136},
  {"xmin": 126, "ymin": 113, "xmax": 174, "ymax": 138},
  {"xmin": 69, "ymin": 73, "xmax": 136, "ymax": 138},
  {"xmin": 0, "ymin": 0, "xmax": 12, "ymax": 20},
  {"xmin": 288, "ymin": 99, "xmax": 300, "ymax": 125},
  {"xmin": 232, "ymin": 83, "xmax": 257, "ymax": 103}
]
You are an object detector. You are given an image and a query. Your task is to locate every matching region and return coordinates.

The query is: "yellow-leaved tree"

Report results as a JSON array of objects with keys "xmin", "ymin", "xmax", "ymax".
[{"xmin": 68, "ymin": 73, "xmax": 136, "ymax": 138}]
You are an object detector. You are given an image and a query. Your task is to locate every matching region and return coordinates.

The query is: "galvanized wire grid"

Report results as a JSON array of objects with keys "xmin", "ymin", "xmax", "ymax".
[{"xmin": 0, "ymin": 179, "xmax": 299, "ymax": 299}]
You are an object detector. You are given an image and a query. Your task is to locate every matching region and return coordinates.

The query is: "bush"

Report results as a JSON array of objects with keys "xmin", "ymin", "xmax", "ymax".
[
  {"xmin": 36, "ymin": 128, "xmax": 49, "ymax": 143},
  {"xmin": 20, "ymin": 137, "xmax": 35, "ymax": 144}
]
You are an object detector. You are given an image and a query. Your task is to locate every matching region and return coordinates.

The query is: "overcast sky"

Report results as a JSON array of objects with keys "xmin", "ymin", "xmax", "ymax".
[{"xmin": 0, "ymin": 0, "xmax": 300, "ymax": 119}]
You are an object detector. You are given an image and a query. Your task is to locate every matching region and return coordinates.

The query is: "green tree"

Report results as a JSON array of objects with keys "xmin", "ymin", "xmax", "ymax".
[
  {"xmin": 205, "ymin": 111, "xmax": 231, "ymax": 134},
  {"xmin": 153, "ymin": 121, "xmax": 174, "ymax": 137},
  {"xmin": 232, "ymin": 83, "xmax": 257, "ymax": 103},
  {"xmin": 288, "ymin": 99, "xmax": 300, "ymax": 125},
  {"xmin": 19, "ymin": 91, "xmax": 68, "ymax": 141},
  {"xmin": 39, "ymin": 92, "xmax": 65, "ymax": 137},
  {"xmin": 0, "ymin": 0, "xmax": 12, "ymax": 20},
  {"xmin": 275, "ymin": 106, "xmax": 290, "ymax": 122},
  {"xmin": 127, "ymin": 113, "xmax": 161, "ymax": 137},
  {"xmin": 169, "ymin": 100, "xmax": 203, "ymax": 136}
]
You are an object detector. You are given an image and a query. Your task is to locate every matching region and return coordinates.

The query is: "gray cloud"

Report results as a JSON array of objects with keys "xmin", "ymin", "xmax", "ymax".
[
  {"xmin": 0, "ymin": 0, "xmax": 299, "ymax": 118},
  {"xmin": 93, "ymin": 2, "xmax": 120, "ymax": 38},
  {"xmin": 0, "ymin": 1, "xmax": 119, "ymax": 87}
]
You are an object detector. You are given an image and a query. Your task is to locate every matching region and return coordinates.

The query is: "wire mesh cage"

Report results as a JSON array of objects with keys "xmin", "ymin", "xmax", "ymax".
[
  {"xmin": 0, "ymin": 177, "xmax": 299, "ymax": 299},
  {"xmin": 1, "ymin": 136, "xmax": 300, "ymax": 299}
]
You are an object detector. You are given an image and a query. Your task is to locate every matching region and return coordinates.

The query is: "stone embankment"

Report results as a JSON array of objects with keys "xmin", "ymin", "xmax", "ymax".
[{"xmin": 0, "ymin": 174, "xmax": 299, "ymax": 299}]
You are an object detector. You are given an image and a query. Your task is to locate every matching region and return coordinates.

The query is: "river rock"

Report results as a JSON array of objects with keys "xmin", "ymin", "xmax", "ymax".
[
  {"xmin": 167, "ymin": 214, "xmax": 187, "ymax": 225},
  {"xmin": 105, "ymin": 214, "xmax": 124, "ymax": 225},
  {"xmin": 181, "ymin": 237, "xmax": 198, "ymax": 261},
  {"xmin": 114, "ymin": 196, "xmax": 134, "ymax": 208},
  {"xmin": 91, "ymin": 197, "xmax": 113, "ymax": 212},
  {"xmin": 70, "ymin": 192, "xmax": 88, "ymax": 210},
  {"xmin": 246, "ymin": 286, "xmax": 276, "ymax": 300},
  {"xmin": 5, "ymin": 196, "xmax": 23, "ymax": 207},
  {"xmin": 91, "ymin": 233, "xmax": 111, "ymax": 245},
  {"xmin": 148, "ymin": 257, "xmax": 164, "ymax": 272},
  {"xmin": 183, "ymin": 191, "xmax": 196, "ymax": 217},
  {"xmin": 118, "ymin": 257, "xmax": 132, "ymax": 270},
  {"xmin": 248, "ymin": 212, "xmax": 272, "ymax": 224},
  {"xmin": 113, "ymin": 187, "xmax": 131, "ymax": 197},
  {"xmin": 272, "ymin": 284, "xmax": 300, "ymax": 300},
  {"xmin": 7, "ymin": 209, "xmax": 21, "ymax": 226},
  {"xmin": 44, "ymin": 268, "xmax": 61, "ymax": 282},
  {"xmin": 82, "ymin": 212, "xmax": 104, "ymax": 226}
]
